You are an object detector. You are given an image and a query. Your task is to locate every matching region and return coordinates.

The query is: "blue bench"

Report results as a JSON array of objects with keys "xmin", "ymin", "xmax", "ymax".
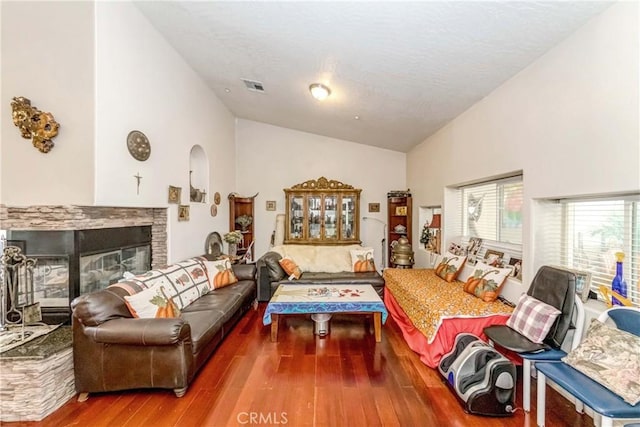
[{"xmin": 535, "ymin": 306, "xmax": 640, "ymax": 427}]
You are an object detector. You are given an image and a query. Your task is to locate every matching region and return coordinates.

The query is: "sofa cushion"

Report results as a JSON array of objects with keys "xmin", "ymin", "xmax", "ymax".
[
  {"xmin": 350, "ymin": 248, "xmax": 376, "ymax": 272},
  {"xmin": 562, "ymin": 318, "xmax": 640, "ymax": 405},
  {"xmin": 463, "ymin": 261, "xmax": 511, "ymax": 302},
  {"xmin": 279, "ymin": 257, "xmax": 302, "ymax": 279},
  {"xmin": 124, "ymin": 283, "xmax": 181, "ymax": 318},
  {"xmin": 506, "ymin": 293, "xmax": 561, "ymax": 344},
  {"xmin": 204, "ymin": 259, "xmax": 238, "ymax": 289},
  {"xmin": 120, "ymin": 258, "xmax": 210, "ymax": 311},
  {"xmin": 271, "ymin": 244, "xmax": 363, "ymax": 273},
  {"xmin": 434, "ymin": 252, "xmax": 467, "ymax": 282}
]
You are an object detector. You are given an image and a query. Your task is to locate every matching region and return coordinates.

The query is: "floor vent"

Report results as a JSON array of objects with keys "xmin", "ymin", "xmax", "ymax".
[{"xmin": 241, "ymin": 79, "xmax": 265, "ymax": 92}]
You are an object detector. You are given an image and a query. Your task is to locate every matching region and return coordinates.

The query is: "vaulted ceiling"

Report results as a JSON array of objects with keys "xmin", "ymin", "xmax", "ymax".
[{"xmin": 135, "ymin": 1, "xmax": 611, "ymax": 152}]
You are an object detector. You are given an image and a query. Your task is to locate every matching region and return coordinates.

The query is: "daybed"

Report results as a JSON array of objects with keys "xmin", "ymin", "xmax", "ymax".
[
  {"xmin": 384, "ymin": 267, "xmax": 514, "ymax": 368},
  {"xmin": 256, "ymin": 244, "xmax": 385, "ymax": 301},
  {"xmin": 71, "ymin": 256, "xmax": 256, "ymax": 398}
]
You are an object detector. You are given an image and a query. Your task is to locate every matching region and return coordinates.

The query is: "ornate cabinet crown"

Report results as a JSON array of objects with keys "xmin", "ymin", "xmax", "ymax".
[{"xmin": 284, "ymin": 177, "xmax": 361, "ymax": 245}]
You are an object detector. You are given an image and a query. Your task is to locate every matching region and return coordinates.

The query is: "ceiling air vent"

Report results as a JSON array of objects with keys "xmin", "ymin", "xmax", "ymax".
[{"xmin": 241, "ymin": 79, "xmax": 265, "ymax": 93}]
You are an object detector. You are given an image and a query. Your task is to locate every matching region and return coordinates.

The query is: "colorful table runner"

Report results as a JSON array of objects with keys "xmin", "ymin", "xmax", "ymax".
[{"xmin": 263, "ymin": 284, "xmax": 388, "ymax": 325}]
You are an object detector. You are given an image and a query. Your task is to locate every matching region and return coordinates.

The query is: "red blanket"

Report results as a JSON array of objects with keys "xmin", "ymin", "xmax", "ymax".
[{"xmin": 383, "ymin": 268, "xmax": 513, "ymax": 368}]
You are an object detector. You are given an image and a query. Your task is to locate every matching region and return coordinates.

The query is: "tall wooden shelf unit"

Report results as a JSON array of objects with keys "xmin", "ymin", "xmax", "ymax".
[
  {"xmin": 228, "ymin": 193, "xmax": 256, "ymax": 259},
  {"xmin": 284, "ymin": 177, "xmax": 361, "ymax": 245},
  {"xmin": 387, "ymin": 192, "xmax": 412, "ymax": 267}
]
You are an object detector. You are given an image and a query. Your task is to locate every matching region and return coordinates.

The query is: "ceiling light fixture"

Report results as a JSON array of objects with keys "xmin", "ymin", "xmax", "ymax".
[{"xmin": 309, "ymin": 83, "xmax": 331, "ymax": 101}]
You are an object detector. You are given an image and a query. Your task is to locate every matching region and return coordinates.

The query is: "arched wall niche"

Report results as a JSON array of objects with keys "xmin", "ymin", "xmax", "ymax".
[{"xmin": 189, "ymin": 145, "xmax": 209, "ymax": 203}]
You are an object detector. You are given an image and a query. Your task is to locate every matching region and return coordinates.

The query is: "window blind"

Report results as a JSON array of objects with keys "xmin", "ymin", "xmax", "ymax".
[
  {"xmin": 453, "ymin": 175, "xmax": 523, "ymax": 259},
  {"xmin": 536, "ymin": 195, "xmax": 640, "ymax": 307}
]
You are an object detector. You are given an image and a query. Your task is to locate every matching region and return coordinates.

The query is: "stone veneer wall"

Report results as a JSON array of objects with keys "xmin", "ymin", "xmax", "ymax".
[{"xmin": 0, "ymin": 205, "xmax": 167, "ymax": 269}]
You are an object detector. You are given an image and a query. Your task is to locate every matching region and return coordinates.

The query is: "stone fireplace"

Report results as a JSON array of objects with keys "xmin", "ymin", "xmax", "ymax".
[{"xmin": 1, "ymin": 205, "xmax": 167, "ymax": 323}]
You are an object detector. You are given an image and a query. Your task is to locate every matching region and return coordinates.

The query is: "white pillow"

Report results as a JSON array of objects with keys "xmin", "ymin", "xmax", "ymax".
[
  {"xmin": 124, "ymin": 283, "xmax": 179, "ymax": 318},
  {"xmin": 463, "ymin": 261, "xmax": 512, "ymax": 302},
  {"xmin": 350, "ymin": 247, "xmax": 376, "ymax": 272},
  {"xmin": 434, "ymin": 251, "xmax": 467, "ymax": 282},
  {"xmin": 204, "ymin": 259, "xmax": 238, "ymax": 289}
]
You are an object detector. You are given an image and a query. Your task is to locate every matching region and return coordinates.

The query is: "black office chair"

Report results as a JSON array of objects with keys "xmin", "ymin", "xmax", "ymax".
[
  {"xmin": 484, "ymin": 266, "xmax": 578, "ymax": 411},
  {"xmin": 484, "ymin": 265, "xmax": 576, "ymax": 353}
]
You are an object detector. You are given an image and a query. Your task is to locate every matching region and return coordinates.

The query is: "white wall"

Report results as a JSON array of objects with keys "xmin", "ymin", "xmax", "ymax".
[
  {"xmin": 94, "ymin": 2, "xmax": 237, "ymax": 262},
  {"xmin": 407, "ymin": 2, "xmax": 639, "ymax": 302},
  {"xmin": 1, "ymin": 1, "xmax": 95, "ymax": 205},
  {"xmin": 236, "ymin": 119, "xmax": 406, "ymax": 267}
]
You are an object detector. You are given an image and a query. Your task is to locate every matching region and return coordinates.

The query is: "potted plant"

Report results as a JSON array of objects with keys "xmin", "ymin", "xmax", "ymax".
[{"xmin": 223, "ymin": 231, "xmax": 243, "ymax": 256}]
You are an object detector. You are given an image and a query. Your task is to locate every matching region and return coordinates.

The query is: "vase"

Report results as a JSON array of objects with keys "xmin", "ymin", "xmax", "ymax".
[
  {"xmin": 611, "ymin": 252, "xmax": 628, "ymax": 306},
  {"xmin": 228, "ymin": 243, "xmax": 237, "ymax": 257}
]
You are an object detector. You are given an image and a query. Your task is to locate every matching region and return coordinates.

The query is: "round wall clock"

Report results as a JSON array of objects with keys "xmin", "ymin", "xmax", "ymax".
[
  {"xmin": 210, "ymin": 203, "xmax": 218, "ymax": 217},
  {"xmin": 127, "ymin": 130, "xmax": 151, "ymax": 161},
  {"xmin": 214, "ymin": 192, "xmax": 221, "ymax": 205}
]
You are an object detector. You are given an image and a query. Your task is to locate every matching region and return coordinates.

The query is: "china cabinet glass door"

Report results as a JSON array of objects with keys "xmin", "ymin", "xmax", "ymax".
[
  {"xmin": 289, "ymin": 195, "xmax": 304, "ymax": 240},
  {"xmin": 308, "ymin": 195, "xmax": 322, "ymax": 240},
  {"xmin": 341, "ymin": 195, "xmax": 356, "ymax": 239},
  {"xmin": 324, "ymin": 195, "xmax": 338, "ymax": 240}
]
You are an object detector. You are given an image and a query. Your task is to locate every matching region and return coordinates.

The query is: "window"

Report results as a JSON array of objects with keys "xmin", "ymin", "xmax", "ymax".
[
  {"xmin": 453, "ymin": 174, "xmax": 523, "ymax": 243},
  {"xmin": 536, "ymin": 195, "xmax": 639, "ymax": 307}
]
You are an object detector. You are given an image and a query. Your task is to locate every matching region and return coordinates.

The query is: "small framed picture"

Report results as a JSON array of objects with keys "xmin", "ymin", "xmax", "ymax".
[
  {"xmin": 368, "ymin": 202, "xmax": 380, "ymax": 213},
  {"xmin": 484, "ymin": 249, "xmax": 505, "ymax": 267},
  {"xmin": 178, "ymin": 205, "xmax": 190, "ymax": 221},
  {"xmin": 509, "ymin": 257, "xmax": 523, "ymax": 279},
  {"xmin": 395, "ymin": 206, "xmax": 407, "ymax": 216},
  {"xmin": 552, "ymin": 266, "xmax": 592, "ymax": 303},
  {"xmin": 168, "ymin": 186, "xmax": 181, "ymax": 204},
  {"xmin": 448, "ymin": 242, "xmax": 465, "ymax": 256},
  {"xmin": 266, "ymin": 200, "xmax": 276, "ymax": 211}
]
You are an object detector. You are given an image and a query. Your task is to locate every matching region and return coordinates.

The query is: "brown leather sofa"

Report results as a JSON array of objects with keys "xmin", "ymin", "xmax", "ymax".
[
  {"xmin": 257, "ymin": 251, "xmax": 385, "ymax": 301},
  {"xmin": 71, "ymin": 263, "xmax": 256, "ymax": 398}
]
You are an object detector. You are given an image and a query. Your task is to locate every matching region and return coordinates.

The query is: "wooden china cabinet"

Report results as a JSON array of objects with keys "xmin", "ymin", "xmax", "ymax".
[
  {"xmin": 387, "ymin": 191, "xmax": 412, "ymax": 267},
  {"xmin": 284, "ymin": 177, "xmax": 361, "ymax": 245},
  {"xmin": 228, "ymin": 193, "xmax": 256, "ymax": 259}
]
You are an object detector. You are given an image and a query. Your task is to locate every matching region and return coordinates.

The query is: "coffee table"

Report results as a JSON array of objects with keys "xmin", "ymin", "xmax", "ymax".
[{"xmin": 263, "ymin": 284, "xmax": 388, "ymax": 342}]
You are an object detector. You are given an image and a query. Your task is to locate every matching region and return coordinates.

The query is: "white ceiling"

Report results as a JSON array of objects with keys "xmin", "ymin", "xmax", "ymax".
[{"xmin": 135, "ymin": 1, "xmax": 611, "ymax": 153}]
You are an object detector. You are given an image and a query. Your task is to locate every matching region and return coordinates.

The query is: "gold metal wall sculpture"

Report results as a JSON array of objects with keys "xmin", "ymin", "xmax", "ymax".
[{"xmin": 10, "ymin": 97, "xmax": 59, "ymax": 153}]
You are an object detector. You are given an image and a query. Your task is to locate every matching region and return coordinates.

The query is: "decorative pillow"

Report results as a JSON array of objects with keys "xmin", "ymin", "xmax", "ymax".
[
  {"xmin": 263, "ymin": 252, "xmax": 286, "ymax": 281},
  {"xmin": 120, "ymin": 258, "xmax": 210, "ymax": 311},
  {"xmin": 463, "ymin": 261, "xmax": 512, "ymax": 302},
  {"xmin": 124, "ymin": 283, "xmax": 180, "ymax": 318},
  {"xmin": 434, "ymin": 252, "xmax": 467, "ymax": 282},
  {"xmin": 350, "ymin": 248, "xmax": 376, "ymax": 272},
  {"xmin": 204, "ymin": 259, "xmax": 238, "ymax": 289},
  {"xmin": 506, "ymin": 294, "xmax": 561, "ymax": 344},
  {"xmin": 562, "ymin": 318, "xmax": 640, "ymax": 405},
  {"xmin": 279, "ymin": 257, "xmax": 302, "ymax": 280}
]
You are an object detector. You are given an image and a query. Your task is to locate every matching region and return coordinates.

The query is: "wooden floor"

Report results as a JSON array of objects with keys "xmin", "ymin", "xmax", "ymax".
[{"xmin": 7, "ymin": 303, "xmax": 594, "ymax": 427}]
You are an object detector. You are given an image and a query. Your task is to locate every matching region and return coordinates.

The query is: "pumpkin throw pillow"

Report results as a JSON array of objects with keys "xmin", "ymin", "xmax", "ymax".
[
  {"xmin": 463, "ymin": 261, "xmax": 512, "ymax": 302},
  {"xmin": 350, "ymin": 248, "xmax": 376, "ymax": 272},
  {"xmin": 562, "ymin": 318, "xmax": 640, "ymax": 405},
  {"xmin": 124, "ymin": 283, "xmax": 180, "ymax": 318},
  {"xmin": 205, "ymin": 259, "xmax": 239, "ymax": 289},
  {"xmin": 434, "ymin": 252, "xmax": 467, "ymax": 282},
  {"xmin": 279, "ymin": 257, "xmax": 302, "ymax": 280},
  {"xmin": 506, "ymin": 294, "xmax": 561, "ymax": 344}
]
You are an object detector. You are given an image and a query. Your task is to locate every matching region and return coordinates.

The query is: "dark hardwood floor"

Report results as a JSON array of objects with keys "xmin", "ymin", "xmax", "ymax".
[{"xmin": 6, "ymin": 303, "xmax": 594, "ymax": 427}]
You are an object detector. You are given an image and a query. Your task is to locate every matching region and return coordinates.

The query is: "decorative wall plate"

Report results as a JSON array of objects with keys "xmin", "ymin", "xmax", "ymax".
[
  {"xmin": 214, "ymin": 192, "xmax": 221, "ymax": 205},
  {"xmin": 210, "ymin": 204, "xmax": 218, "ymax": 217},
  {"xmin": 127, "ymin": 130, "xmax": 151, "ymax": 161}
]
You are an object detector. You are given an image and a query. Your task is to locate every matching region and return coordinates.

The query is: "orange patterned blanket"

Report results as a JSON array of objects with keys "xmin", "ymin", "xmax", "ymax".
[{"xmin": 384, "ymin": 268, "xmax": 514, "ymax": 343}]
